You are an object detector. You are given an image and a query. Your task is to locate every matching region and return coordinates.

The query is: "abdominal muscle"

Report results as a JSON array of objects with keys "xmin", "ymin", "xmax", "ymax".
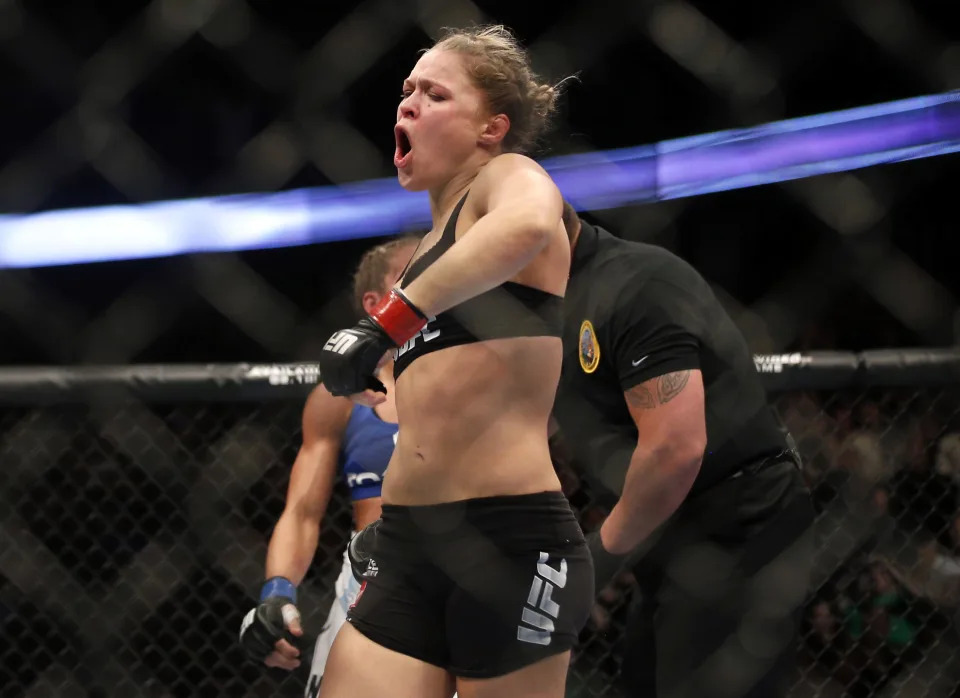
[{"xmin": 382, "ymin": 336, "xmax": 563, "ymax": 505}]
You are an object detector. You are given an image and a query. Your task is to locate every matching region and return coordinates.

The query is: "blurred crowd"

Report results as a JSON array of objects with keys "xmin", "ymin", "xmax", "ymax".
[
  {"xmin": 548, "ymin": 388, "xmax": 960, "ymax": 697},
  {"xmin": 785, "ymin": 390, "xmax": 960, "ymax": 696}
]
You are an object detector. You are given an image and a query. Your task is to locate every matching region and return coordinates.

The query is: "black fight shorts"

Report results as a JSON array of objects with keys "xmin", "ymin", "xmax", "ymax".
[{"xmin": 346, "ymin": 490, "xmax": 593, "ymax": 678}]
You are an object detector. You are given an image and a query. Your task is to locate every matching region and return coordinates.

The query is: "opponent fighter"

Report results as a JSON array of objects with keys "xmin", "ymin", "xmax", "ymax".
[
  {"xmin": 239, "ymin": 237, "xmax": 417, "ymax": 697},
  {"xmin": 316, "ymin": 25, "xmax": 594, "ymax": 698},
  {"xmin": 555, "ymin": 202, "xmax": 815, "ymax": 697}
]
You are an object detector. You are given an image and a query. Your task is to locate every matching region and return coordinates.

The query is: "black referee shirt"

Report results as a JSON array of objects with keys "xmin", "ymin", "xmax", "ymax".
[{"xmin": 553, "ymin": 221, "xmax": 788, "ymax": 500}]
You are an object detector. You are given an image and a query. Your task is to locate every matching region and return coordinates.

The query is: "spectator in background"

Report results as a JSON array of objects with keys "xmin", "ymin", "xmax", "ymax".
[
  {"xmin": 891, "ymin": 420, "xmax": 959, "ymax": 547},
  {"xmin": 841, "ymin": 562, "xmax": 917, "ymax": 696},
  {"xmin": 808, "ymin": 562, "xmax": 918, "ymax": 698},
  {"xmin": 806, "ymin": 599, "xmax": 844, "ymax": 668},
  {"xmin": 934, "ymin": 432, "xmax": 960, "ymax": 498},
  {"xmin": 779, "ymin": 393, "xmax": 833, "ymax": 496},
  {"xmin": 834, "ymin": 424, "xmax": 890, "ymax": 496},
  {"xmin": 851, "ymin": 562, "xmax": 917, "ymax": 653},
  {"xmin": 884, "ymin": 515, "xmax": 960, "ymax": 609}
]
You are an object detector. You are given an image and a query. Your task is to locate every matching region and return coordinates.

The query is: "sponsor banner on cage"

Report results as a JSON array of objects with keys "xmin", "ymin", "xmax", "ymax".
[
  {"xmin": 754, "ymin": 353, "xmax": 812, "ymax": 374},
  {"xmin": 245, "ymin": 363, "xmax": 321, "ymax": 386}
]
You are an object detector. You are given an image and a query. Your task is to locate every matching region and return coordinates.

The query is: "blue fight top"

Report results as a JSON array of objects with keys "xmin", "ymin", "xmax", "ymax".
[{"xmin": 339, "ymin": 404, "xmax": 398, "ymax": 500}]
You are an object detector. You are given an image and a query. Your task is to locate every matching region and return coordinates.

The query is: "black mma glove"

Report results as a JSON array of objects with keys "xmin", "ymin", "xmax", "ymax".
[
  {"xmin": 319, "ymin": 288, "xmax": 427, "ymax": 397},
  {"xmin": 586, "ymin": 529, "xmax": 631, "ymax": 594},
  {"xmin": 347, "ymin": 519, "xmax": 381, "ymax": 582},
  {"xmin": 239, "ymin": 577, "xmax": 302, "ymax": 662}
]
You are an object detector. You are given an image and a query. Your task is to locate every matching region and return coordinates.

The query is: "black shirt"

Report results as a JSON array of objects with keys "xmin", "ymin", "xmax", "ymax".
[{"xmin": 553, "ymin": 221, "xmax": 788, "ymax": 499}]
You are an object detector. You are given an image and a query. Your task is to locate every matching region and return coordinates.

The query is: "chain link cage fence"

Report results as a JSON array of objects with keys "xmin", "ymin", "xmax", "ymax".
[{"xmin": 0, "ymin": 350, "xmax": 957, "ymax": 698}]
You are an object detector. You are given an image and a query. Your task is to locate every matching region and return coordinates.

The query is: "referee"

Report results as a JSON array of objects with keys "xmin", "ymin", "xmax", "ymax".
[{"xmin": 553, "ymin": 203, "xmax": 815, "ymax": 698}]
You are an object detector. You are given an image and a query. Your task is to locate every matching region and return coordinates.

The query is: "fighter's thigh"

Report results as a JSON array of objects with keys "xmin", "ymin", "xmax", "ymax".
[
  {"xmin": 455, "ymin": 650, "xmax": 571, "ymax": 698},
  {"xmin": 305, "ymin": 554, "xmax": 362, "ymax": 695},
  {"xmin": 304, "ymin": 597, "xmax": 349, "ymax": 697},
  {"xmin": 320, "ymin": 623, "xmax": 456, "ymax": 698}
]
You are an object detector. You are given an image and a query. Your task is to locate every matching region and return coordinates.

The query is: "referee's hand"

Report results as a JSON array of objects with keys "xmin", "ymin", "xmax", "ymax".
[{"xmin": 585, "ymin": 529, "xmax": 630, "ymax": 594}]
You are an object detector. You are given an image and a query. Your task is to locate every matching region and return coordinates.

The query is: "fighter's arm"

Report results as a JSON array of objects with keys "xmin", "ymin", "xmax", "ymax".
[
  {"xmin": 317, "ymin": 155, "xmax": 565, "ymax": 398},
  {"xmin": 599, "ymin": 370, "xmax": 706, "ymax": 553},
  {"xmin": 399, "ymin": 154, "xmax": 566, "ymax": 317},
  {"xmin": 265, "ymin": 385, "xmax": 352, "ymax": 584},
  {"xmin": 240, "ymin": 385, "xmax": 351, "ymax": 670}
]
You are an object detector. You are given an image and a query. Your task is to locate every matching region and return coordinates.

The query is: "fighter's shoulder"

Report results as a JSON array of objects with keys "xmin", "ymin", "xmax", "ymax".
[
  {"xmin": 483, "ymin": 152, "xmax": 548, "ymax": 176},
  {"xmin": 302, "ymin": 383, "xmax": 354, "ymax": 440},
  {"xmin": 473, "ymin": 153, "xmax": 555, "ymax": 197}
]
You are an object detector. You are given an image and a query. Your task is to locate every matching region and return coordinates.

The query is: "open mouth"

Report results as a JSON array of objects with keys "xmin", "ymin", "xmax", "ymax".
[{"xmin": 394, "ymin": 126, "xmax": 412, "ymax": 167}]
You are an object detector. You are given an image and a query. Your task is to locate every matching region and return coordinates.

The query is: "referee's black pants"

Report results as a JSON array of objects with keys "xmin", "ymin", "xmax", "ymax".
[{"xmin": 619, "ymin": 459, "xmax": 815, "ymax": 698}]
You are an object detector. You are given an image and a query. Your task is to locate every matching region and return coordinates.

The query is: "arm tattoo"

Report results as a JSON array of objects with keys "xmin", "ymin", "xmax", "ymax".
[
  {"xmin": 657, "ymin": 370, "xmax": 690, "ymax": 404},
  {"xmin": 625, "ymin": 370, "xmax": 691, "ymax": 410},
  {"xmin": 625, "ymin": 384, "xmax": 657, "ymax": 410}
]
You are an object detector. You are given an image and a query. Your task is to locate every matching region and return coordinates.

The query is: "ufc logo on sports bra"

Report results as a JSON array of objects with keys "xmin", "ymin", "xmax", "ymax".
[
  {"xmin": 395, "ymin": 318, "xmax": 440, "ymax": 358},
  {"xmin": 517, "ymin": 552, "xmax": 567, "ymax": 646}
]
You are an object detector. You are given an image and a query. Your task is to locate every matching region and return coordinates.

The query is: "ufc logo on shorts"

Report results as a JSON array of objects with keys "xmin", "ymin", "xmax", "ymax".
[
  {"xmin": 324, "ymin": 331, "xmax": 358, "ymax": 355},
  {"xmin": 517, "ymin": 551, "xmax": 567, "ymax": 646},
  {"xmin": 395, "ymin": 318, "xmax": 439, "ymax": 358}
]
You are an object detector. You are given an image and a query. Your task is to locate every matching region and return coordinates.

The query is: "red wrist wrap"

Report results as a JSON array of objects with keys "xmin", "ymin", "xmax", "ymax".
[{"xmin": 370, "ymin": 288, "xmax": 427, "ymax": 346}]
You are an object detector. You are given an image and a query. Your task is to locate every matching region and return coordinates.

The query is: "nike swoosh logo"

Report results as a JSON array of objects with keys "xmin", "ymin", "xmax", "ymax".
[{"xmin": 632, "ymin": 356, "xmax": 648, "ymax": 367}]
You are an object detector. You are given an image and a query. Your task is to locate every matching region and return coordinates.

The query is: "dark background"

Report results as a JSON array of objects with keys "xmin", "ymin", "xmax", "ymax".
[
  {"xmin": 1, "ymin": 0, "xmax": 957, "ymax": 368},
  {"xmin": 2, "ymin": 4, "xmax": 960, "ymax": 697}
]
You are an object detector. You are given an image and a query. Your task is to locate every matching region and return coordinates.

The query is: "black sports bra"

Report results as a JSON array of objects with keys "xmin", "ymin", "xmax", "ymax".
[{"xmin": 393, "ymin": 192, "xmax": 563, "ymax": 378}]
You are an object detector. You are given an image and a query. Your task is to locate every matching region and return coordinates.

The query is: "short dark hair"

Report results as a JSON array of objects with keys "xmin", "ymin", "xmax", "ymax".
[{"xmin": 561, "ymin": 200, "xmax": 580, "ymax": 241}]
